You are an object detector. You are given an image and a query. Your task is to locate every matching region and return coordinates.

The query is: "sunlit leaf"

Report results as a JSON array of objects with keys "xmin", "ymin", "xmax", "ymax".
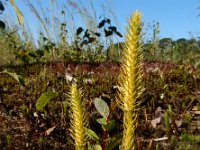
[
  {"xmin": 90, "ymin": 144, "xmax": 102, "ymax": 150},
  {"xmin": 86, "ymin": 128, "xmax": 100, "ymax": 142},
  {"xmin": 96, "ymin": 117, "xmax": 107, "ymax": 125},
  {"xmin": 1, "ymin": 70, "xmax": 25, "ymax": 86},
  {"xmin": 94, "ymin": 98, "xmax": 110, "ymax": 118},
  {"xmin": 36, "ymin": 91, "xmax": 58, "ymax": 111}
]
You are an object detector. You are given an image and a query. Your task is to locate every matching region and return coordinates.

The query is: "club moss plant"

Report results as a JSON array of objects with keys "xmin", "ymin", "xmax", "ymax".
[
  {"xmin": 68, "ymin": 84, "xmax": 88, "ymax": 150},
  {"xmin": 117, "ymin": 11, "xmax": 144, "ymax": 150},
  {"xmin": 68, "ymin": 11, "xmax": 143, "ymax": 149}
]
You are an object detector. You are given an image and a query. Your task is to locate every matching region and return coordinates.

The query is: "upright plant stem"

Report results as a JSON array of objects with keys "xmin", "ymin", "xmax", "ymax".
[
  {"xmin": 68, "ymin": 84, "xmax": 87, "ymax": 150},
  {"xmin": 118, "ymin": 11, "xmax": 144, "ymax": 150}
]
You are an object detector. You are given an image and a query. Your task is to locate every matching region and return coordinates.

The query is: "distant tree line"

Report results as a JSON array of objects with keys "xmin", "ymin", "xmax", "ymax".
[{"xmin": 109, "ymin": 37, "xmax": 200, "ymax": 64}]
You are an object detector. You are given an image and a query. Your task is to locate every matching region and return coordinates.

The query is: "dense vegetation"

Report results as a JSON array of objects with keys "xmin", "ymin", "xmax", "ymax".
[{"xmin": 0, "ymin": 0, "xmax": 200, "ymax": 149}]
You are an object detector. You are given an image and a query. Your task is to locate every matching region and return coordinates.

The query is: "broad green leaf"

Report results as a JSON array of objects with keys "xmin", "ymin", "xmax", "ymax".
[
  {"xmin": 36, "ymin": 91, "xmax": 58, "ymax": 111},
  {"xmin": 94, "ymin": 98, "xmax": 110, "ymax": 118},
  {"xmin": 86, "ymin": 128, "xmax": 100, "ymax": 142},
  {"xmin": 96, "ymin": 118, "xmax": 115, "ymax": 132},
  {"xmin": 1, "ymin": 70, "xmax": 25, "ymax": 86},
  {"xmin": 96, "ymin": 117, "xmax": 107, "ymax": 125}
]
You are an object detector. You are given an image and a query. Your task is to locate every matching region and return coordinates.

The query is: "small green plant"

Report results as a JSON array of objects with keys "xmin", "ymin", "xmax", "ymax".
[
  {"xmin": 164, "ymin": 105, "xmax": 174, "ymax": 142},
  {"xmin": 181, "ymin": 133, "xmax": 200, "ymax": 142},
  {"xmin": 63, "ymin": 12, "xmax": 142, "ymax": 146},
  {"xmin": 21, "ymin": 104, "xmax": 29, "ymax": 115},
  {"xmin": 90, "ymin": 98, "xmax": 122, "ymax": 150}
]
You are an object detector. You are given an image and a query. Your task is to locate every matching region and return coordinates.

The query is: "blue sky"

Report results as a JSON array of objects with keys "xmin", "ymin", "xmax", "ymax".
[
  {"xmin": 3, "ymin": 0, "xmax": 200, "ymax": 42},
  {"xmin": 113, "ymin": 0, "xmax": 200, "ymax": 40}
]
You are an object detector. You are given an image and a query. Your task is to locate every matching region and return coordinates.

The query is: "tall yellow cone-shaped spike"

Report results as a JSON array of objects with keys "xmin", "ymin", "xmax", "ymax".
[
  {"xmin": 118, "ymin": 11, "xmax": 144, "ymax": 150},
  {"xmin": 69, "ymin": 84, "xmax": 88, "ymax": 150}
]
